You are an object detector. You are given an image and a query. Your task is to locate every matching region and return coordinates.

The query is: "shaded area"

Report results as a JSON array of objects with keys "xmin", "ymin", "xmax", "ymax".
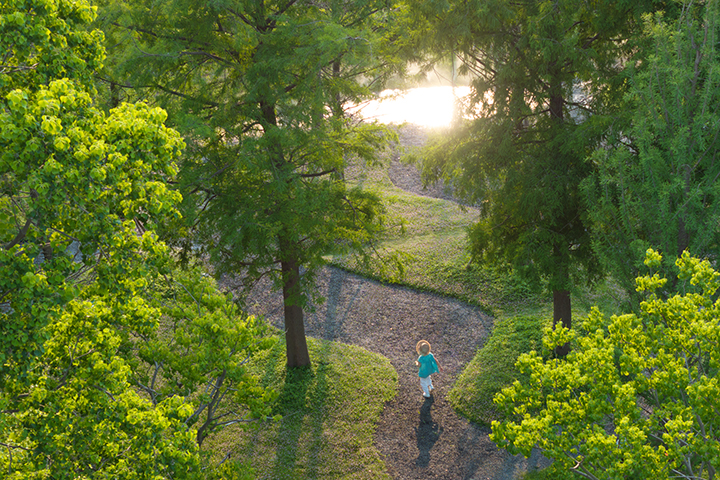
[{"xmin": 226, "ymin": 336, "xmax": 396, "ymax": 479}]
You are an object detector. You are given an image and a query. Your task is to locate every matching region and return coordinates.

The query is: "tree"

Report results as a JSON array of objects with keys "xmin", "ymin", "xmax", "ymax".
[
  {"xmin": 583, "ymin": 0, "xmax": 720, "ymax": 304},
  {"xmin": 1, "ymin": 0, "xmax": 270, "ymax": 476},
  {"xmin": 135, "ymin": 266, "xmax": 277, "ymax": 449},
  {"xmin": 97, "ymin": 0, "xmax": 404, "ymax": 367},
  {"xmin": 491, "ymin": 249, "xmax": 720, "ymax": 479},
  {"xmin": 0, "ymin": 75, "xmax": 201, "ymax": 480},
  {"xmin": 412, "ymin": 0, "xmax": 658, "ymax": 353}
]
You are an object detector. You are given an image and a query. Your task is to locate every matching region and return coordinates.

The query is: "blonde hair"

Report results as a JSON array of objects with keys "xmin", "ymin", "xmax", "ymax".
[{"xmin": 416, "ymin": 340, "xmax": 431, "ymax": 355}]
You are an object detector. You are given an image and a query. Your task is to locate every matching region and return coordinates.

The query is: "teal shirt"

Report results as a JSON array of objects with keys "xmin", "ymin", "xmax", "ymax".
[{"xmin": 417, "ymin": 353, "xmax": 439, "ymax": 378}]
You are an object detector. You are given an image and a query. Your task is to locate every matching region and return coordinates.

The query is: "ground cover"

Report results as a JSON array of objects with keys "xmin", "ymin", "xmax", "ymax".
[
  {"xmin": 448, "ymin": 315, "xmax": 549, "ymax": 427},
  {"xmin": 204, "ymin": 336, "xmax": 397, "ymax": 480}
]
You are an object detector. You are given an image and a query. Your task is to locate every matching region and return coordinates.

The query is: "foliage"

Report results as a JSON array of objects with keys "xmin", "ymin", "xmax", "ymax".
[
  {"xmin": 135, "ymin": 266, "xmax": 277, "ymax": 448},
  {"xmin": 209, "ymin": 336, "xmax": 397, "ymax": 479},
  {"xmin": 1, "ymin": 0, "xmax": 270, "ymax": 477},
  {"xmin": 583, "ymin": 0, "xmax": 720, "ymax": 304},
  {"xmin": 491, "ymin": 250, "xmax": 720, "ymax": 480},
  {"xmin": 0, "ymin": 0, "xmax": 105, "ymax": 92},
  {"xmin": 97, "ymin": 0, "xmax": 408, "ymax": 367},
  {"xmin": 410, "ymin": 0, "xmax": 660, "ymax": 336},
  {"xmin": 0, "ymin": 78, "xmax": 201, "ymax": 478},
  {"xmin": 449, "ymin": 315, "xmax": 547, "ymax": 426}
]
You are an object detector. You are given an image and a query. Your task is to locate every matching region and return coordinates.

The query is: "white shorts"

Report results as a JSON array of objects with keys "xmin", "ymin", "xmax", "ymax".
[{"xmin": 420, "ymin": 375, "xmax": 434, "ymax": 396}]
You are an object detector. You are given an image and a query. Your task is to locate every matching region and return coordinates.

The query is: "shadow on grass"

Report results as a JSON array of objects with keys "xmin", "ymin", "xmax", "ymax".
[{"xmin": 269, "ymin": 341, "xmax": 332, "ymax": 479}]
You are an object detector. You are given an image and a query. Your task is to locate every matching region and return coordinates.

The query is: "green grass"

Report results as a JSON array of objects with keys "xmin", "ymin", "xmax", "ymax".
[
  {"xmin": 337, "ymin": 161, "xmax": 549, "ymax": 317},
  {"xmin": 205, "ymin": 336, "xmax": 397, "ymax": 480},
  {"xmin": 448, "ymin": 315, "xmax": 549, "ymax": 427}
]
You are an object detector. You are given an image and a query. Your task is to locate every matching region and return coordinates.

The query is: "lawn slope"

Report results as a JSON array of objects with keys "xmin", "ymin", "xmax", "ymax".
[{"xmin": 206, "ymin": 337, "xmax": 397, "ymax": 480}]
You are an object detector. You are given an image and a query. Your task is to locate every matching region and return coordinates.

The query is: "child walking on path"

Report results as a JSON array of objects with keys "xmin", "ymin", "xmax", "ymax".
[{"xmin": 415, "ymin": 340, "xmax": 442, "ymax": 398}]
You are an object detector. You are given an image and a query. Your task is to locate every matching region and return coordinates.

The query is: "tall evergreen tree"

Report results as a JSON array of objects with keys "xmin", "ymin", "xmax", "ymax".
[
  {"xmin": 413, "ymin": 0, "xmax": 657, "ymax": 351},
  {"xmin": 583, "ymin": 0, "xmax": 720, "ymax": 302},
  {"xmin": 98, "ymin": 0, "xmax": 404, "ymax": 367}
]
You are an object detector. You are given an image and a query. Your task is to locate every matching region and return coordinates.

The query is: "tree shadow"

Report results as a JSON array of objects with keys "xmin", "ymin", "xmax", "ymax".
[
  {"xmin": 272, "ymin": 364, "xmax": 313, "ymax": 477},
  {"xmin": 270, "ymin": 342, "xmax": 331, "ymax": 479},
  {"xmin": 307, "ymin": 267, "xmax": 364, "ymax": 342},
  {"xmin": 415, "ymin": 396, "xmax": 443, "ymax": 467}
]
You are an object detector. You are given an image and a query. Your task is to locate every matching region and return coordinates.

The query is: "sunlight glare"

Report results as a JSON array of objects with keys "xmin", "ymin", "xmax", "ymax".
[{"xmin": 350, "ymin": 86, "xmax": 472, "ymax": 128}]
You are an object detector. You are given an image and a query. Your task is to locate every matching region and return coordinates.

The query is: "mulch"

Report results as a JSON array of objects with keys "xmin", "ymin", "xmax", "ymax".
[{"xmin": 229, "ymin": 124, "xmax": 550, "ymax": 479}]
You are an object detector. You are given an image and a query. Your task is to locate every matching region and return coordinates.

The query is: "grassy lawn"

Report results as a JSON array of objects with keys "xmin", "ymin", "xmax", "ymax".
[
  {"xmin": 337, "ymin": 154, "xmax": 551, "ymax": 318},
  {"xmin": 205, "ymin": 336, "xmax": 397, "ymax": 480},
  {"xmin": 448, "ymin": 315, "xmax": 549, "ymax": 427}
]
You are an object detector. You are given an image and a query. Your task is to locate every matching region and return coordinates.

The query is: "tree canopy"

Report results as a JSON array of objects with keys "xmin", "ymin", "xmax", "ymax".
[
  {"xmin": 98, "ymin": 0, "xmax": 405, "ymax": 368},
  {"xmin": 492, "ymin": 249, "xmax": 720, "ymax": 480},
  {"xmin": 583, "ymin": 0, "xmax": 720, "ymax": 303},
  {"xmin": 410, "ymin": 0, "xmax": 663, "ymax": 350},
  {"xmin": 1, "ymin": 0, "xmax": 271, "ymax": 476}
]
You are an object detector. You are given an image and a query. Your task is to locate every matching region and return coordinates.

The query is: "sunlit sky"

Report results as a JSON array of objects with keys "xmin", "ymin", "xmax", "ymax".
[{"xmin": 349, "ymin": 86, "xmax": 472, "ymax": 128}]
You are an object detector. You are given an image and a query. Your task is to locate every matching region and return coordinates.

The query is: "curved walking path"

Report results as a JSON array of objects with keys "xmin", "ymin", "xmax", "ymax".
[
  {"xmin": 240, "ymin": 124, "xmax": 549, "ymax": 478},
  {"xmin": 244, "ymin": 266, "xmax": 548, "ymax": 479}
]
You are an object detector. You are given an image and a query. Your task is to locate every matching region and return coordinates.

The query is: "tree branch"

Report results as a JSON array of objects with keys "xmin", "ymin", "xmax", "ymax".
[
  {"xmin": 3, "ymin": 218, "xmax": 32, "ymax": 250},
  {"xmin": 298, "ymin": 168, "xmax": 337, "ymax": 179}
]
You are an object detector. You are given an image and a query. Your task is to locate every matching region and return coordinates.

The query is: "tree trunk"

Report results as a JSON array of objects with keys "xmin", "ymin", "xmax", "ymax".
[
  {"xmin": 553, "ymin": 289, "xmax": 571, "ymax": 358},
  {"xmin": 677, "ymin": 164, "xmax": 692, "ymax": 257},
  {"xmin": 260, "ymin": 95, "xmax": 311, "ymax": 368},
  {"xmin": 548, "ymin": 62, "xmax": 571, "ymax": 358},
  {"xmin": 281, "ymin": 255, "xmax": 311, "ymax": 368}
]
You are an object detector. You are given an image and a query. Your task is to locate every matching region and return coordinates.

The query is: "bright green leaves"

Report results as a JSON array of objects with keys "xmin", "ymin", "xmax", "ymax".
[
  {"xmin": 133, "ymin": 266, "xmax": 276, "ymax": 447},
  {"xmin": 492, "ymin": 250, "xmax": 720, "ymax": 479},
  {"xmin": 5, "ymin": 88, "xmax": 27, "ymax": 109},
  {"xmin": 0, "ymin": 79, "xmax": 195, "ymax": 475},
  {"xmin": 4, "ymin": 299, "xmax": 201, "ymax": 480},
  {"xmin": 0, "ymin": 0, "xmax": 242, "ymax": 476},
  {"xmin": 0, "ymin": 0, "xmax": 105, "ymax": 92},
  {"xmin": 1, "ymin": 79, "xmax": 183, "ymax": 250}
]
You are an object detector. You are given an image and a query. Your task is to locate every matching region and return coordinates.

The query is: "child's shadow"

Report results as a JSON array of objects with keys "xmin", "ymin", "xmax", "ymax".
[{"xmin": 414, "ymin": 396, "xmax": 443, "ymax": 467}]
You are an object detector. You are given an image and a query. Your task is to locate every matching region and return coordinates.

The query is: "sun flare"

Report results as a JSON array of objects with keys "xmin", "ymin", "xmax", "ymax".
[{"xmin": 349, "ymin": 86, "xmax": 472, "ymax": 128}]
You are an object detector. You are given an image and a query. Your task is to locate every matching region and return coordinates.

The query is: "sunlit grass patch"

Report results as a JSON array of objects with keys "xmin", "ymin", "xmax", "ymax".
[
  {"xmin": 379, "ymin": 189, "xmax": 478, "ymax": 240},
  {"xmin": 205, "ymin": 336, "xmax": 397, "ymax": 479}
]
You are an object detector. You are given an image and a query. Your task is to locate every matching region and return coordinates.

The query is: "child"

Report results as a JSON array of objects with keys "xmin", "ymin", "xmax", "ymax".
[{"xmin": 415, "ymin": 340, "xmax": 442, "ymax": 398}]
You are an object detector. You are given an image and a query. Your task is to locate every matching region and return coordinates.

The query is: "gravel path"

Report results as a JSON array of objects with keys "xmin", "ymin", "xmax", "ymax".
[{"xmin": 237, "ymin": 125, "xmax": 549, "ymax": 480}]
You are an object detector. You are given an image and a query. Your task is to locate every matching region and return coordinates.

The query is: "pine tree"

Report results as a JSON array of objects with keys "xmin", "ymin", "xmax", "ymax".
[{"xmin": 413, "ymin": 0, "xmax": 658, "ymax": 352}]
